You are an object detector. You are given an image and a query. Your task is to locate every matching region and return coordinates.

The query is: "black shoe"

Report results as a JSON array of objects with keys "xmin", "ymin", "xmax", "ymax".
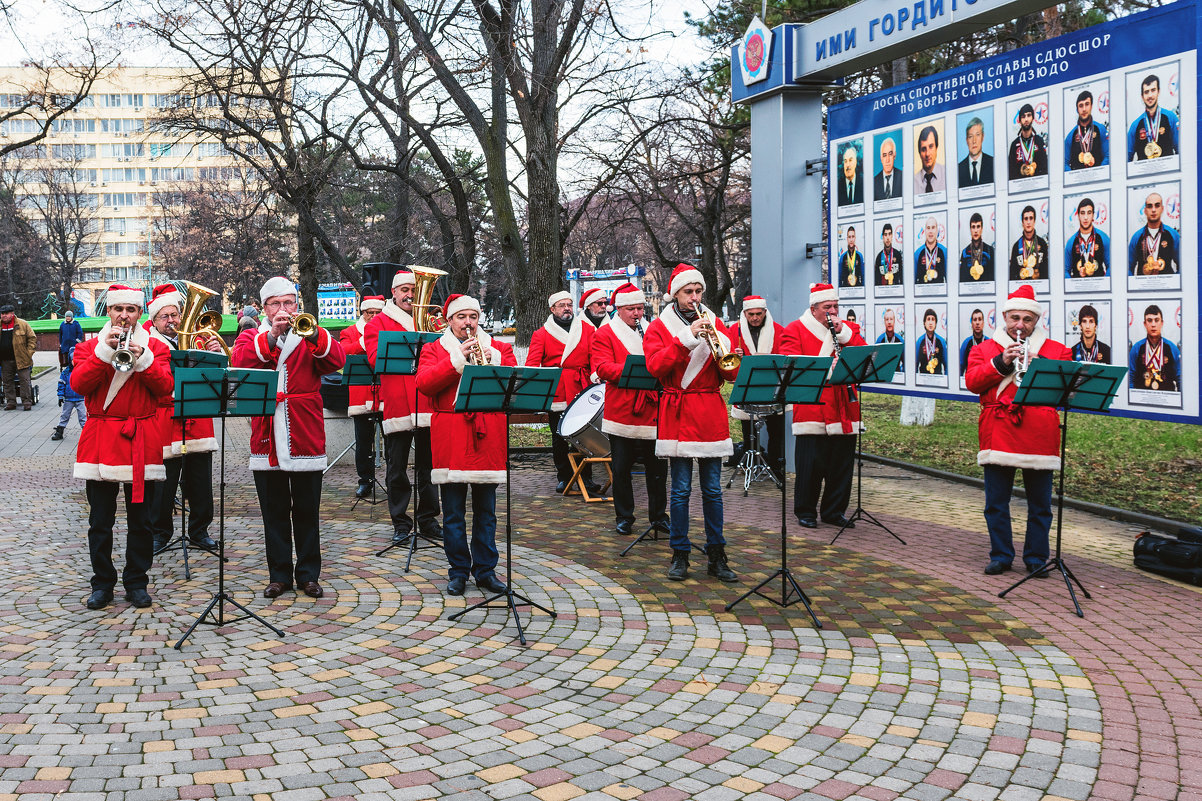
[
  {"xmin": 796, "ymin": 516, "xmax": 817, "ymax": 529},
  {"xmin": 355, "ymin": 482, "xmax": 372, "ymax": 499},
  {"xmin": 822, "ymin": 515, "xmax": 855, "ymax": 529},
  {"xmin": 125, "ymin": 588, "xmax": 152, "ymax": 608},
  {"xmin": 615, "ymin": 520, "xmax": 633, "ymax": 536},
  {"xmin": 725, "ymin": 446, "xmax": 745, "ymax": 467},
  {"xmin": 706, "ymin": 545, "xmax": 738, "ymax": 582},
  {"xmin": 418, "ymin": 524, "xmax": 443, "ymax": 542},
  {"xmin": 50, "ymin": 426, "xmax": 64, "ymax": 441},
  {"xmin": 446, "ymin": 576, "xmax": 466, "ymax": 596},
  {"xmin": 391, "ymin": 529, "xmax": 412, "ymax": 546},
  {"xmin": 555, "ymin": 480, "xmax": 569, "ymax": 494},
  {"xmin": 85, "ymin": 589, "xmax": 114, "ymax": 610},
  {"xmin": 189, "ymin": 534, "xmax": 217, "ymax": 550},
  {"xmin": 652, "ymin": 518, "xmax": 671, "ymax": 533},
  {"xmin": 984, "ymin": 560, "xmax": 1012, "ymax": 575},
  {"xmin": 477, "ymin": 574, "xmax": 508, "ymax": 594},
  {"xmin": 152, "ymin": 536, "xmax": 170, "ymax": 552},
  {"xmin": 1026, "ymin": 563, "xmax": 1049, "ymax": 578},
  {"xmin": 667, "ymin": 549, "xmax": 690, "ymax": 581},
  {"xmin": 584, "ymin": 482, "xmax": 606, "ymax": 496}
]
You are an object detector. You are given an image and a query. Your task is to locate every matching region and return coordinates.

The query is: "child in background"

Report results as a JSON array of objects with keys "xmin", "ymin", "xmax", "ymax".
[{"xmin": 51, "ymin": 347, "xmax": 86, "ymax": 441}]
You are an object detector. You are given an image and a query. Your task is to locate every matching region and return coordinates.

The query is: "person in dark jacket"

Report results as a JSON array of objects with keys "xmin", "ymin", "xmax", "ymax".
[{"xmin": 59, "ymin": 311, "xmax": 85, "ymax": 368}]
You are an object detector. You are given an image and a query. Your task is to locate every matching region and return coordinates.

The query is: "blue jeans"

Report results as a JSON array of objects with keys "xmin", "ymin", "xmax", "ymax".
[
  {"xmin": 440, "ymin": 483, "xmax": 498, "ymax": 582},
  {"xmin": 668, "ymin": 457, "xmax": 724, "ymax": 551},
  {"xmin": 983, "ymin": 464, "xmax": 1053, "ymax": 568}
]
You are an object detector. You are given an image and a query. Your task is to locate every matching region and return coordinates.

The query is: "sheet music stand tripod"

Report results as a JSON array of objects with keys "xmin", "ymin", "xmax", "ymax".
[
  {"xmin": 724, "ymin": 354, "xmax": 828, "ymax": 627},
  {"xmin": 447, "ymin": 364, "xmax": 561, "ymax": 645},
  {"xmin": 725, "ymin": 406, "xmax": 783, "ymax": 497},
  {"xmin": 998, "ymin": 360, "xmax": 1126, "ymax": 618},
  {"xmin": 173, "ymin": 366, "xmax": 285, "ymax": 649},
  {"xmin": 339, "ymin": 354, "xmax": 387, "ymax": 511},
  {"xmin": 156, "ymin": 350, "xmax": 229, "ymax": 580},
  {"xmin": 373, "ymin": 331, "xmax": 440, "ymax": 568},
  {"xmin": 825, "ymin": 343, "xmax": 906, "ymax": 545}
]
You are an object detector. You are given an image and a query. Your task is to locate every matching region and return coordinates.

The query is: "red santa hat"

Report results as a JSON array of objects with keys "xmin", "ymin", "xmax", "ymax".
[
  {"xmin": 579, "ymin": 287, "xmax": 605, "ymax": 309},
  {"xmin": 105, "ymin": 284, "xmax": 144, "ymax": 309},
  {"xmin": 547, "ymin": 290, "xmax": 572, "ymax": 309},
  {"xmin": 443, "ymin": 293, "xmax": 481, "ymax": 319},
  {"xmin": 260, "ymin": 276, "xmax": 296, "ymax": 303},
  {"xmin": 742, "ymin": 295, "xmax": 767, "ymax": 311},
  {"xmin": 1002, "ymin": 284, "xmax": 1042, "ymax": 316},
  {"xmin": 663, "ymin": 263, "xmax": 705, "ymax": 302},
  {"xmin": 608, "ymin": 282, "xmax": 645, "ymax": 310},
  {"xmin": 147, "ymin": 283, "xmax": 183, "ymax": 319},
  {"xmin": 392, "ymin": 270, "xmax": 415, "ymax": 288},
  {"xmin": 809, "ymin": 283, "xmax": 838, "ymax": 305},
  {"xmin": 360, "ymin": 295, "xmax": 386, "ymax": 312}
]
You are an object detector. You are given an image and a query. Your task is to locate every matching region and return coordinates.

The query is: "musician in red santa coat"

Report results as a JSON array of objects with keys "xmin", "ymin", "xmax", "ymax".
[
  {"xmin": 363, "ymin": 269, "xmax": 442, "ymax": 546},
  {"xmin": 416, "ymin": 294, "xmax": 516, "ymax": 597},
  {"xmin": 339, "ymin": 294, "xmax": 385, "ymax": 500},
  {"xmin": 590, "ymin": 282, "xmax": 667, "ymax": 536},
  {"xmin": 144, "ymin": 284, "xmax": 221, "ymax": 553},
  {"xmin": 729, "ymin": 295, "xmax": 787, "ymax": 479},
  {"xmin": 526, "ymin": 290, "xmax": 597, "ymax": 492},
  {"xmin": 578, "ymin": 286, "xmax": 608, "ymax": 330},
  {"xmin": 780, "ymin": 283, "xmax": 866, "ymax": 529},
  {"xmin": 72, "ymin": 284, "xmax": 173, "ymax": 611},
  {"xmin": 232, "ymin": 276, "xmax": 346, "ymax": 600},
  {"xmin": 965, "ymin": 284, "xmax": 1069, "ymax": 577},
  {"xmin": 644, "ymin": 263, "xmax": 739, "ymax": 583}
]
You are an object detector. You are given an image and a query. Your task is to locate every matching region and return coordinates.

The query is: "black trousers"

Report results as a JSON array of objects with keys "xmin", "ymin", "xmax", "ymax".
[
  {"xmin": 793, "ymin": 434, "xmax": 856, "ymax": 521},
  {"xmin": 353, "ymin": 414, "xmax": 377, "ymax": 484},
  {"xmin": 548, "ymin": 410, "xmax": 592, "ymax": 485},
  {"xmin": 385, "ymin": 428, "xmax": 441, "ymax": 534},
  {"xmin": 150, "ymin": 452, "xmax": 214, "ymax": 542},
  {"xmin": 253, "ymin": 470, "xmax": 323, "ymax": 586},
  {"xmin": 86, "ymin": 480, "xmax": 155, "ymax": 592},
  {"xmin": 740, "ymin": 413, "xmax": 786, "ymax": 469},
  {"xmin": 609, "ymin": 435, "xmax": 668, "ymax": 527}
]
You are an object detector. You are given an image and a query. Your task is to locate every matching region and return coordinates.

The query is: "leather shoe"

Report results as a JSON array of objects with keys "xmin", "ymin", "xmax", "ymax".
[
  {"xmin": 446, "ymin": 576, "xmax": 466, "ymax": 596},
  {"xmin": 152, "ymin": 536, "xmax": 170, "ymax": 552},
  {"xmin": 1026, "ymin": 563, "xmax": 1049, "ymax": 578},
  {"xmin": 822, "ymin": 515, "xmax": 855, "ymax": 529},
  {"xmin": 983, "ymin": 560, "xmax": 1012, "ymax": 575},
  {"xmin": 391, "ymin": 529, "xmax": 412, "ymax": 546},
  {"xmin": 652, "ymin": 518, "xmax": 671, "ymax": 533},
  {"xmin": 584, "ymin": 482, "xmax": 606, "ymax": 496},
  {"xmin": 189, "ymin": 534, "xmax": 218, "ymax": 550},
  {"xmin": 3, "ymin": 404, "xmax": 15, "ymax": 411},
  {"xmin": 477, "ymin": 574, "xmax": 508, "ymax": 594},
  {"xmin": 796, "ymin": 516, "xmax": 817, "ymax": 529},
  {"xmin": 85, "ymin": 589, "xmax": 113, "ymax": 610},
  {"xmin": 125, "ymin": 588, "xmax": 152, "ymax": 608},
  {"xmin": 301, "ymin": 581, "xmax": 323, "ymax": 598},
  {"xmin": 419, "ymin": 524, "xmax": 443, "ymax": 542},
  {"xmin": 555, "ymin": 480, "xmax": 569, "ymax": 494},
  {"xmin": 263, "ymin": 582, "xmax": 291, "ymax": 598},
  {"xmin": 615, "ymin": 520, "xmax": 633, "ymax": 536},
  {"xmin": 355, "ymin": 482, "xmax": 372, "ymax": 499}
]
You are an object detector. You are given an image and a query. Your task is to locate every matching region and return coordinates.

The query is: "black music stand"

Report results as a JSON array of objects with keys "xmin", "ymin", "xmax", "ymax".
[
  {"xmin": 447, "ymin": 364, "xmax": 561, "ymax": 645},
  {"xmin": 725, "ymin": 354, "xmax": 828, "ymax": 626},
  {"xmin": 156, "ymin": 350, "xmax": 229, "ymax": 579},
  {"xmin": 341, "ymin": 354, "xmax": 386, "ymax": 510},
  {"xmin": 998, "ymin": 360, "xmax": 1126, "ymax": 618},
  {"xmin": 614, "ymin": 355, "xmax": 673, "ymax": 557},
  {"xmin": 174, "ymin": 367, "xmax": 285, "ymax": 649},
  {"xmin": 825, "ymin": 343, "xmax": 905, "ymax": 545},
  {"xmin": 374, "ymin": 330, "xmax": 440, "ymax": 567}
]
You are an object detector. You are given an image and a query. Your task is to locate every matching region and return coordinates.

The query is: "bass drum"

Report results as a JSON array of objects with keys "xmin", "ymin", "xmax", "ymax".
[{"xmin": 557, "ymin": 384, "xmax": 610, "ymax": 458}]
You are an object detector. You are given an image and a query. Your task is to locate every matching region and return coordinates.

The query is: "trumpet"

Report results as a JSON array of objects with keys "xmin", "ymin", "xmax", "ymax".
[
  {"xmin": 291, "ymin": 312, "xmax": 318, "ymax": 338},
  {"xmin": 1014, "ymin": 329, "xmax": 1031, "ymax": 386},
  {"xmin": 465, "ymin": 323, "xmax": 488, "ymax": 365},
  {"xmin": 112, "ymin": 328, "xmax": 135, "ymax": 373},
  {"xmin": 693, "ymin": 301, "xmax": 740, "ymax": 372}
]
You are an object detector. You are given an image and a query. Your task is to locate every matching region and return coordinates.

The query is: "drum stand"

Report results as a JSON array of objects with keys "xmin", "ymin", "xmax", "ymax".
[
  {"xmin": 563, "ymin": 453, "xmax": 613, "ymax": 502},
  {"xmin": 725, "ymin": 410, "xmax": 782, "ymax": 497}
]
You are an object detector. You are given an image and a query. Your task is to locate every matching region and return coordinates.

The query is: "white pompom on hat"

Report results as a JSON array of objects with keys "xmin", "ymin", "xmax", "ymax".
[
  {"xmin": 105, "ymin": 284, "xmax": 144, "ymax": 308},
  {"xmin": 146, "ymin": 283, "xmax": 182, "ymax": 319},
  {"xmin": 663, "ymin": 263, "xmax": 705, "ymax": 302},
  {"xmin": 260, "ymin": 276, "xmax": 297, "ymax": 303},
  {"xmin": 1002, "ymin": 284, "xmax": 1042, "ymax": 316},
  {"xmin": 547, "ymin": 290, "xmax": 572, "ymax": 308}
]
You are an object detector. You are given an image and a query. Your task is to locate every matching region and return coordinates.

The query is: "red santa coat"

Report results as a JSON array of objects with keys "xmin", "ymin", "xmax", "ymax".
[
  {"xmin": 644, "ymin": 305, "xmax": 738, "ymax": 458},
  {"xmin": 71, "ymin": 322, "xmax": 174, "ymax": 502},
  {"xmin": 148, "ymin": 327, "xmax": 218, "ymax": 459},
  {"xmin": 339, "ymin": 318, "xmax": 381, "ymax": 416},
  {"xmin": 728, "ymin": 314, "xmax": 787, "ymax": 421},
  {"xmin": 231, "ymin": 322, "xmax": 346, "ymax": 472},
  {"xmin": 780, "ymin": 311, "xmax": 866, "ymax": 436},
  {"xmin": 416, "ymin": 328, "xmax": 516, "ymax": 484},
  {"xmin": 363, "ymin": 301, "xmax": 432, "ymax": 434},
  {"xmin": 525, "ymin": 314, "xmax": 593, "ymax": 411},
  {"xmin": 591, "ymin": 316, "xmax": 657, "ymax": 440},
  {"xmin": 965, "ymin": 328, "xmax": 1069, "ymax": 470}
]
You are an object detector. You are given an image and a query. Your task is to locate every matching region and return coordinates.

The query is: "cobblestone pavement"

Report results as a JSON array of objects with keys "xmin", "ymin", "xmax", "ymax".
[{"xmin": 1, "ymin": 386, "xmax": 1199, "ymax": 801}]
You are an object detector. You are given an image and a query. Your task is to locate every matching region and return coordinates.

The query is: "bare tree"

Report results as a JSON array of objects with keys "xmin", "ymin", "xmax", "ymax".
[
  {"xmin": 15, "ymin": 156, "xmax": 102, "ymax": 306},
  {"xmin": 0, "ymin": 179, "xmax": 54, "ymax": 314},
  {"xmin": 0, "ymin": 60, "xmax": 110, "ymax": 160}
]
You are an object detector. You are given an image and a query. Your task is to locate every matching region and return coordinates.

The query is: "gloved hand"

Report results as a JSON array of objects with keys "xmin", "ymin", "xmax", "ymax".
[{"xmin": 58, "ymin": 399, "xmax": 63, "ymax": 407}]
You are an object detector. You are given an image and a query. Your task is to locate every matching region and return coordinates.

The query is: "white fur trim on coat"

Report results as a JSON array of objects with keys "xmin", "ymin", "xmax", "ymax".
[
  {"xmin": 383, "ymin": 414, "xmax": 416, "ymax": 435},
  {"xmin": 74, "ymin": 462, "xmax": 167, "ymax": 483},
  {"xmin": 792, "ymin": 420, "xmax": 828, "ymax": 436},
  {"xmin": 738, "ymin": 312, "xmax": 775, "ymax": 356},
  {"xmin": 95, "ymin": 322, "xmax": 154, "ymax": 411},
  {"xmin": 658, "ymin": 304, "xmax": 729, "ymax": 390},
  {"xmin": 165, "ymin": 436, "xmax": 218, "ymax": 458},
  {"xmin": 655, "ymin": 437, "xmax": 734, "ymax": 459},
  {"xmin": 826, "ymin": 421, "xmax": 862, "ymax": 436},
  {"xmin": 430, "ymin": 467, "xmax": 507, "ymax": 485},
  {"xmin": 540, "ymin": 314, "xmax": 585, "ymax": 367},
  {"xmin": 989, "ymin": 326, "xmax": 1047, "ymax": 397},
  {"xmin": 977, "ymin": 450, "xmax": 1061, "ymax": 470},
  {"xmin": 602, "ymin": 419, "xmax": 657, "ymax": 440}
]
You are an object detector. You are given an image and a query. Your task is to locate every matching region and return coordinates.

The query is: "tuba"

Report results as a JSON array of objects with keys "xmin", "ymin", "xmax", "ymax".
[
  {"xmin": 176, "ymin": 281, "xmax": 231, "ymax": 358},
  {"xmin": 409, "ymin": 265, "xmax": 449, "ymax": 333}
]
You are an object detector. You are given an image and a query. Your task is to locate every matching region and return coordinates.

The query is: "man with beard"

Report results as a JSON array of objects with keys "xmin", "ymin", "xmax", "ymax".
[
  {"xmin": 1128, "ymin": 192, "xmax": 1180, "ymax": 275},
  {"xmin": 579, "ymin": 287, "xmax": 608, "ymax": 329},
  {"xmin": 1071, "ymin": 305, "xmax": 1111, "ymax": 364},
  {"xmin": 1007, "ymin": 104, "xmax": 1048, "ymax": 179},
  {"xmin": 959, "ymin": 308, "xmax": 988, "ymax": 377},
  {"xmin": 874, "ymin": 308, "xmax": 904, "ymax": 372},
  {"xmin": 1127, "ymin": 74, "xmax": 1179, "ymax": 160},
  {"xmin": 1008, "ymin": 205, "xmax": 1049, "ymax": 280},
  {"xmin": 913, "ymin": 125, "xmax": 945, "ymax": 194},
  {"xmin": 874, "ymin": 223, "xmax": 903, "ymax": 286},
  {"xmin": 1065, "ymin": 197, "xmax": 1110, "ymax": 278},
  {"xmin": 1065, "ymin": 90, "xmax": 1109, "ymax": 169},
  {"xmin": 838, "ymin": 226, "xmax": 865, "ymax": 288},
  {"xmin": 914, "ymin": 217, "xmax": 947, "ymax": 285},
  {"xmin": 959, "ymin": 213, "xmax": 995, "ymax": 283},
  {"xmin": 916, "ymin": 308, "xmax": 947, "ymax": 376},
  {"xmin": 1129, "ymin": 304, "xmax": 1181, "ymax": 391}
]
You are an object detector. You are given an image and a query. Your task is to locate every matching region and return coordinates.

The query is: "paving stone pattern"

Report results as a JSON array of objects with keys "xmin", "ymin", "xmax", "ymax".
[{"xmin": 0, "ymin": 378, "xmax": 1198, "ymax": 801}]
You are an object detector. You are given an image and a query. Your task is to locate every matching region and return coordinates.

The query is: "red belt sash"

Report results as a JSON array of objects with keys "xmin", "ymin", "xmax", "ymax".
[{"xmin": 90, "ymin": 411, "xmax": 158, "ymax": 503}]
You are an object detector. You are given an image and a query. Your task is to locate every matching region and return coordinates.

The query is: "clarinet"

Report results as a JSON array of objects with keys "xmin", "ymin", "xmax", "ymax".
[{"xmin": 826, "ymin": 313, "xmax": 856, "ymax": 402}]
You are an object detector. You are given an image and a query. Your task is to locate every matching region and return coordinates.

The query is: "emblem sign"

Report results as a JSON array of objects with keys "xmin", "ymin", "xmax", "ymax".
[{"xmin": 740, "ymin": 17, "xmax": 773, "ymax": 86}]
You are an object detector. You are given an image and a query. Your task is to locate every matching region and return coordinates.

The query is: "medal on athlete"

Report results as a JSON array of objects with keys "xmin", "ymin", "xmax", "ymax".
[
  {"xmin": 1143, "ymin": 111, "xmax": 1163, "ymax": 159},
  {"xmin": 970, "ymin": 260, "xmax": 983, "ymax": 280},
  {"xmin": 1076, "ymin": 234, "xmax": 1097, "ymax": 277},
  {"xmin": 846, "ymin": 252, "xmax": 857, "ymax": 286},
  {"xmin": 926, "ymin": 357, "xmax": 937, "ymax": 373},
  {"xmin": 1142, "ymin": 232, "xmax": 1164, "ymax": 274},
  {"xmin": 1076, "ymin": 125, "xmax": 1095, "ymax": 166},
  {"xmin": 1019, "ymin": 239, "xmax": 1036, "ymax": 279},
  {"xmin": 923, "ymin": 248, "xmax": 939, "ymax": 283}
]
